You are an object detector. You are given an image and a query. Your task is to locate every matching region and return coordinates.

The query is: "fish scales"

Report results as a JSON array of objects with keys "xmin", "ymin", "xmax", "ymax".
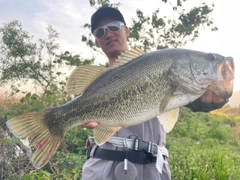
[{"xmin": 50, "ymin": 51, "xmax": 174, "ymax": 129}]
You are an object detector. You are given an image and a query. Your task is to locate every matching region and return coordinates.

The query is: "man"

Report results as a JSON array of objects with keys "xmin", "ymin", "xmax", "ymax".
[{"xmin": 81, "ymin": 6, "xmax": 227, "ymax": 180}]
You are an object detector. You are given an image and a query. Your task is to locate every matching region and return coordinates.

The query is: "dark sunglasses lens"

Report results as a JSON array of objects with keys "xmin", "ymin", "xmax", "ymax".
[
  {"xmin": 108, "ymin": 25, "xmax": 120, "ymax": 32},
  {"xmin": 94, "ymin": 22, "xmax": 122, "ymax": 38},
  {"xmin": 95, "ymin": 28, "xmax": 104, "ymax": 38}
]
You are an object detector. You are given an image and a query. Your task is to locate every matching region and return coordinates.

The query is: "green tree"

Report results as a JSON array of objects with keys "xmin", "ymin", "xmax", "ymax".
[{"xmin": 0, "ymin": 20, "xmax": 94, "ymax": 93}]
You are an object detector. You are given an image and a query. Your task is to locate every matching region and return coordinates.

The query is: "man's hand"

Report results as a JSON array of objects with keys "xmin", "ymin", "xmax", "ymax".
[
  {"xmin": 81, "ymin": 121, "xmax": 99, "ymax": 129},
  {"xmin": 200, "ymin": 89, "xmax": 225, "ymax": 104}
]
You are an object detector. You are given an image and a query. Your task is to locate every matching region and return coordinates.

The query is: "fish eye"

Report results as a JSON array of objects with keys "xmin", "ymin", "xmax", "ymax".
[{"xmin": 206, "ymin": 53, "xmax": 216, "ymax": 60}]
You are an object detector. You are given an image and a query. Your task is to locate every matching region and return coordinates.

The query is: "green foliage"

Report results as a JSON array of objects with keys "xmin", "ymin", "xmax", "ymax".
[
  {"xmin": 0, "ymin": 20, "xmax": 93, "ymax": 92},
  {"xmin": 89, "ymin": 0, "xmax": 112, "ymax": 7},
  {"xmin": 56, "ymin": 51, "xmax": 94, "ymax": 66},
  {"xmin": 0, "ymin": 87, "xmax": 91, "ymax": 179},
  {"xmin": 20, "ymin": 152, "xmax": 86, "ymax": 180},
  {"xmin": 170, "ymin": 107, "xmax": 233, "ymax": 142},
  {"xmin": 206, "ymin": 122, "xmax": 230, "ymax": 141},
  {"xmin": 0, "ymin": 88, "xmax": 72, "ymax": 119},
  {"xmin": 65, "ymin": 127, "xmax": 93, "ymax": 153},
  {"xmin": 0, "ymin": 21, "xmax": 36, "ymax": 58},
  {"xmin": 21, "ymin": 170, "xmax": 51, "ymax": 180},
  {"xmin": 48, "ymin": 152, "xmax": 86, "ymax": 179},
  {"xmin": 169, "ymin": 144, "xmax": 240, "ymax": 180},
  {"xmin": 169, "ymin": 107, "xmax": 210, "ymax": 141},
  {"xmin": 0, "ymin": 21, "xmax": 57, "ymax": 89},
  {"xmin": 167, "ymin": 108, "xmax": 240, "ymax": 180},
  {"xmin": 129, "ymin": 3, "xmax": 217, "ymax": 51},
  {"xmin": 224, "ymin": 104, "xmax": 231, "ymax": 108}
]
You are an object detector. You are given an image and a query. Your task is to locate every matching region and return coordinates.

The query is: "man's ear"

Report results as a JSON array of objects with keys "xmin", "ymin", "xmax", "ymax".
[
  {"xmin": 95, "ymin": 39, "xmax": 100, "ymax": 48},
  {"xmin": 125, "ymin": 26, "xmax": 130, "ymax": 37}
]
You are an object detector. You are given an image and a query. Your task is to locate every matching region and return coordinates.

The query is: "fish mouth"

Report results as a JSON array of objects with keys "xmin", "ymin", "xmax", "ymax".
[{"xmin": 210, "ymin": 57, "xmax": 234, "ymax": 98}]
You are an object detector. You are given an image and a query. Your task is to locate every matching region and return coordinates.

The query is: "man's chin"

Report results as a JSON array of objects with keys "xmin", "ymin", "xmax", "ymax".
[{"xmin": 107, "ymin": 48, "xmax": 121, "ymax": 58}]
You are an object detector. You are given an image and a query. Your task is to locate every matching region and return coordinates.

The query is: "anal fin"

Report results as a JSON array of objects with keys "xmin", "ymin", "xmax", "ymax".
[
  {"xmin": 93, "ymin": 125, "xmax": 121, "ymax": 145},
  {"xmin": 158, "ymin": 108, "xmax": 179, "ymax": 133}
]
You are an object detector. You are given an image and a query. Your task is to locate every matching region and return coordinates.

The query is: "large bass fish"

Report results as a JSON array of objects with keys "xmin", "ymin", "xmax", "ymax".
[{"xmin": 6, "ymin": 48, "xmax": 234, "ymax": 169}]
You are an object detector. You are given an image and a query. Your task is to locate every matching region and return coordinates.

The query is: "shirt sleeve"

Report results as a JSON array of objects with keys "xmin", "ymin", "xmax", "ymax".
[{"xmin": 185, "ymin": 98, "xmax": 229, "ymax": 112}]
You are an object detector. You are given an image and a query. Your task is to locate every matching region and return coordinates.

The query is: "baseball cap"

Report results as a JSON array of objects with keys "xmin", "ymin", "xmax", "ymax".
[{"xmin": 91, "ymin": 6, "xmax": 126, "ymax": 33}]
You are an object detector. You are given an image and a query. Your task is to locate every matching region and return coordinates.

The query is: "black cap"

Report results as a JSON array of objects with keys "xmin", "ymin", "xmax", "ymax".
[{"xmin": 91, "ymin": 6, "xmax": 126, "ymax": 33}]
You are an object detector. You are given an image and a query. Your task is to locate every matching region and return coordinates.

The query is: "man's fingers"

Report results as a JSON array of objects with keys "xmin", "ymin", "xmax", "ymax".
[
  {"xmin": 200, "ymin": 89, "xmax": 225, "ymax": 104},
  {"xmin": 200, "ymin": 89, "xmax": 212, "ymax": 103},
  {"xmin": 212, "ymin": 92, "xmax": 225, "ymax": 104},
  {"xmin": 81, "ymin": 121, "xmax": 99, "ymax": 129}
]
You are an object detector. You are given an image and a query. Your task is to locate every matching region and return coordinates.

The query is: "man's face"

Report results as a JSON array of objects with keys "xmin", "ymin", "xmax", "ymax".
[{"xmin": 94, "ymin": 18, "xmax": 130, "ymax": 60}]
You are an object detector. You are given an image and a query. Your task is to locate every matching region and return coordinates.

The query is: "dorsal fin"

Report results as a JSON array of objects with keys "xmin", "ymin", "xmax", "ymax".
[
  {"xmin": 66, "ymin": 65, "xmax": 108, "ymax": 95},
  {"xmin": 111, "ymin": 47, "xmax": 145, "ymax": 69}
]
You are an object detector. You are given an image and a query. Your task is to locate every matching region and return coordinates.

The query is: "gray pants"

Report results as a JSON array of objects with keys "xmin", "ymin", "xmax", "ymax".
[{"xmin": 82, "ymin": 117, "xmax": 171, "ymax": 180}]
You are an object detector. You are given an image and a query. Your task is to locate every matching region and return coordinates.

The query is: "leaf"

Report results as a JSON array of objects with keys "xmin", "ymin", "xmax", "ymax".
[{"xmin": 11, "ymin": 136, "xmax": 20, "ymax": 144}]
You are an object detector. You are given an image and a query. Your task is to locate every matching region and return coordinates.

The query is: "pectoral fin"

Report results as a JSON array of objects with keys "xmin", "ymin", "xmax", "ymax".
[
  {"xmin": 158, "ymin": 108, "xmax": 179, "ymax": 133},
  {"xmin": 93, "ymin": 125, "xmax": 121, "ymax": 145}
]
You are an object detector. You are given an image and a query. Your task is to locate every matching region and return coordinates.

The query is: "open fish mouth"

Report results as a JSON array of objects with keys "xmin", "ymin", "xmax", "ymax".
[{"xmin": 210, "ymin": 57, "xmax": 234, "ymax": 98}]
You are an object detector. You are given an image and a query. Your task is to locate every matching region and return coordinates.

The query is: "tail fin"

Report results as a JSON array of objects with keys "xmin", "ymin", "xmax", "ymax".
[{"xmin": 6, "ymin": 110, "xmax": 64, "ymax": 169}]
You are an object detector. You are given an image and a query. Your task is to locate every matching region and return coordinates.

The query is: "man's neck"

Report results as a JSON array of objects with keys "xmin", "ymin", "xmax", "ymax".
[{"xmin": 108, "ymin": 58, "xmax": 117, "ymax": 67}]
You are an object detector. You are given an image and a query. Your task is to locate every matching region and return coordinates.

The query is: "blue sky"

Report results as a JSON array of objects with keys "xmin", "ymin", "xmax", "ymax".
[{"xmin": 0, "ymin": 0, "xmax": 239, "ymax": 91}]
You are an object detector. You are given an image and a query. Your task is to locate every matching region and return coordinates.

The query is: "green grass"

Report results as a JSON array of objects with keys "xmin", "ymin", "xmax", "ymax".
[
  {"xmin": 167, "ymin": 107, "xmax": 240, "ymax": 180},
  {"xmin": 168, "ymin": 137, "xmax": 240, "ymax": 180}
]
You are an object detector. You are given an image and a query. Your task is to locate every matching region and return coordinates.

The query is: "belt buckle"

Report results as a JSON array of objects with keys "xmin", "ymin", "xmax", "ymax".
[{"xmin": 132, "ymin": 137, "xmax": 152, "ymax": 153}]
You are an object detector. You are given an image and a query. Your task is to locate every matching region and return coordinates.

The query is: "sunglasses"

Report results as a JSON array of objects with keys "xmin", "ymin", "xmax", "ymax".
[{"xmin": 93, "ymin": 21, "xmax": 125, "ymax": 39}]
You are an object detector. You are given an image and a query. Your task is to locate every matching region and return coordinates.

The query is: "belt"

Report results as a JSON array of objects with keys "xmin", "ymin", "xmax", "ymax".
[
  {"xmin": 86, "ymin": 136, "xmax": 168, "ymax": 172},
  {"xmin": 92, "ymin": 146, "xmax": 159, "ymax": 164},
  {"xmin": 87, "ymin": 136, "xmax": 168, "ymax": 158}
]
